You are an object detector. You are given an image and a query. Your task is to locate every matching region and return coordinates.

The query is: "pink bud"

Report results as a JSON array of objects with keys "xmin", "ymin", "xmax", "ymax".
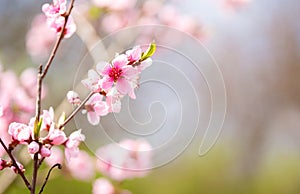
[
  {"xmin": 67, "ymin": 91, "xmax": 81, "ymax": 105},
  {"xmin": 28, "ymin": 141, "xmax": 40, "ymax": 154},
  {"xmin": 41, "ymin": 146, "xmax": 51, "ymax": 157},
  {"xmin": 47, "ymin": 124, "xmax": 67, "ymax": 145},
  {"xmin": 11, "ymin": 162, "xmax": 25, "ymax": 174}
]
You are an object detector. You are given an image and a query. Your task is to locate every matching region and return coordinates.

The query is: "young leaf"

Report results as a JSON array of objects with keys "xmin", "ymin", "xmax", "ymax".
[{"xmin": 141, "ymin": 42, "xmax": 156, "ymax": 61}]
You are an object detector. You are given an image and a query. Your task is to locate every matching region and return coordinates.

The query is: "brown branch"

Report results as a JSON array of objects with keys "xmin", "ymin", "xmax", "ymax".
[
  {"xmin": 0, "ymin": 138, "xmax": 31, "ymax": 190},
  {"xmin": 38, "ymin": 163, "xmax": 62, "ymax": 194},
  {"xmin": 59, "ymin": 91, "xmax": 94, "ymax": 129}
]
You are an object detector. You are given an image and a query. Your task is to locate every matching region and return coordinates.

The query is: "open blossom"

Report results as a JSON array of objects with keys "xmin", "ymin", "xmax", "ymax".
[
  {"xmin": 81, "ymin": 69, "xmax": 103, "ymax": 92},
  {"xmin": 42, "ymin": 0, "xmax": 67, "ymax": 17},
  {"xmin": 65, "ymin": 129, "xmax": 85, "ymax": 162},
  {"xmin": 46, "ymin": 124, "xmax": 68, "ymax": 145},
  {"xmin": 42, "ymin": 0, "xmax": 76, "ymax": 38},
  {"xmin": 93, "ymin": 178, "xmax": 115, "ymax": 194},
  {"xmin": 83, "ymin": 93, "xmax": 108, "ymax": 125},
  {"xmin": 8, "ymin": 122, "xmax": 31, "ymax": 143},
  {"xmin": 67, "ymin": 150, "xmax": 95, "ymax": 181},
  {"xmin": 96, "ymin": 139, "xmax": 152, "ymax": 181},
  {"xmin": 101, "ymin": 54, "xmax": 138, "ymax": 97}
]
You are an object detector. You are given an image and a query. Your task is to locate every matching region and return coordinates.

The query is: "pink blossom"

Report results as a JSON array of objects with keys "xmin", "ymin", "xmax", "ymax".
[
  {"xmin": 136, "ymin": 58, "xmax": 152, "ymax": 73},
  {"xmin": 65, "ymin": 129, "xmax": 85, "ymax": 162},
  {"xmin": 93, "ymin": 178, "xmax": 115, "ymax": 194},
  {"xmin": 8, "ymin": 122, "xmax": 31, "ymax": 143},
  {"xmin": 126, "ymin": 46, "xmax": 142, "ymax": 63},
  {"xmin": 67, "ymin": 151, "xmax": 95, "ymax": 181},
  {"xmin": 101, "ymin": 54, "xmax": 138, "ymax": 97},
  {"xmin": 47, "ymin": 124, "xmax": 67, "ymax": 145},
  {"xmin": 45, "ymin": 146, "xmax": 63, "ymax": 167},
  {"xmin": 105, "ymin": 92, "xmax": 121, "ymax": 113},
  {"xmin": 40, "ymin": 146, "xmax": 51, "ymax": 157},
  {"xmin": 42, "ymin": 0, "xmax": 67, "ymax": 18},
  {"xmin": 28, "ymin": 141, "xmax": 40, "ymax": 154},
  {"xmin": 67, "ymin": 91, "xmax": 81, "ymax": 105},
  {"xmin": 41, "ymin": 107, "xmax": 55, "ymax": 131},
  {"xmin": 47, "ymin": 15, "xmax": 77, "ymax": 38},
  {"xmin": 83, "ymin": 93, "xmax": 108, "ymax": 125},
  {"xmin": 96, "ymin": 139, "xmax": 152, "ymax": 181}
]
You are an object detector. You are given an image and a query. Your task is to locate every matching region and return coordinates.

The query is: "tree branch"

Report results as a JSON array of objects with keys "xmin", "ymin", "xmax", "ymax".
[{"xmin": 38, "ymin": 163, "xmax": 62, "ymax": 194}]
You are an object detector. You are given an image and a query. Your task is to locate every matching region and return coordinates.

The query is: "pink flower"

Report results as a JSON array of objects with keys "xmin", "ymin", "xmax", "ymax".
[
  {"xmin": 41, "ymin": 146, "xmax": 51, "ymax": 157},
  {"xmin": 83, "ymin": 93, "xmax": 108, "ymax": 125},
  {"xmin": 47, "ymin": 124, "xmax": 67, "ymax": 145},
  {"xmin": 41, "ymin": 107, "xmax": 55, "ymax": 131},
  {"xmin": 126, "ymin": 46, "xmax": 142, "ymax": 63},
  {"xmin": 42, "ymin": 0, "xmax": 67, "ymax": 18},
  {"xmin": 101, "ymin": 54, "xmax": 138, "ymax": 97},
  {"xmin": 67, "ymin": 150, "xmax": 95, "ymax": 181},
  {"xmin": 28, "ymin": 141, "xmax": 40, "ymax": 154},
  {"xmin": 93, "ymin": 178, "xmax": 115, "ymax": 194},
  {"xmin": 0, "ymin": 105, "xmax": 3, "ymax": 117},
  {"xmin": 65, "ymin": 129, "xmax": 85, "ymax": 162},
  {"xmin": 67, "ymin": 91, "xmax": 81, "ymax": 105},
  {"xmin": 47, "ymin": 15, "xmax": 77, "ymax": 38},
  {"xmin": 45, "ymin": 146, "xmax": 63, "ymax": 167},
  {"xmin": 96, "ymin": 139, "xmax": 152, "ymax": 181},
  {"xmin": 8, "ymin": 122, "xmax": 31, "ymax": 143},
  {"xmin": 105, "ymin": 92, "xmax": 121, "ymax": 113}
]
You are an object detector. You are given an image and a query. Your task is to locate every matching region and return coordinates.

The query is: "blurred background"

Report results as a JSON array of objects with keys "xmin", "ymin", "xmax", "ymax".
[{"xmin": 1, "ymin": 0, "xmax": 300, "ymax": 193}]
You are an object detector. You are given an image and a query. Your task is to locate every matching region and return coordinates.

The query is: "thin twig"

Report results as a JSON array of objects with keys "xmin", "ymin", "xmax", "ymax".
[
  {"xmin": 38, "ymin": 163, "xmax": 62, "ymax": 194},
  {"xmin": 59, "ymin": 91, "xmax": 94, "ymax": 129},
  {"xmin": 31, "ymin": 154, "xmax": 39, "ymax": 194},
  {"xmin": 0, "ymin": 138, "xmax": 31, "ymax": 190},
  {"xmin": 35, "ymin": 65, "xmax": 43, "ymax": 122}
]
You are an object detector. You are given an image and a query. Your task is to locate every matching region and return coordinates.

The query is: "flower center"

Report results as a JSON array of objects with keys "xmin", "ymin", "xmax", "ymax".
[{"xmin": 109, "ymin": 67, "xmax": 122, "ymax": 82}]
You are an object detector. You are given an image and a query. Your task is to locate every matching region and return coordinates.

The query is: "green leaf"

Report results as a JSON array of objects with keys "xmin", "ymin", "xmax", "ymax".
[
  {"xmin": 141, "ymin": 42, "xmax": 156, "ymax": 61},
  {"xmin": 34, "ymin": 118, "xmax": 42, "ymax": 140}
]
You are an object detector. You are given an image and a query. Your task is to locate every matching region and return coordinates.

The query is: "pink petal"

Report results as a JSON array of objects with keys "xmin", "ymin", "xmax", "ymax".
[
  {"xmin": 116, "ymin": 78, "xmax": 130, "ymax": 94},
  {"xmin": 87, "ymin": 111, "xmax": 100, "ymax": 125}
]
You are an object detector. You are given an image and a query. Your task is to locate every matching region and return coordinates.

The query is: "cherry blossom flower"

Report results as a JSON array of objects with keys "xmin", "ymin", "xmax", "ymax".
[
  {"xmin": 46, "ymin": 124, "xmax": 68, "ymax": 145},
  {"xmin": 83, "ymin": 93, "xmax": 108, "ymax": 125},
  {"xmin": 96, "ymin": 139, "xmax": 152, "ymax": 181},
  {"xmin": 42, "ymin": 0, "xmax": 67, "ymax": 18},
  {"xmin": 28, "ymin": 141, "xmax": 40, "ymax": 154},
  {"xmin": 67, "ymin": 150, "xmax": 95, "ymax": 181},
  {"xmin": 65, "ymin": 129, "xmax": 85, "ymax": 162},
  {"xmin": 8, "ymin": 122, "xmax": 31, "ymax": 143},
  {"xmin": 126, "ymin": 46, "xmax": 142, "ymax": 63},
  {"xmin": 93, "ymin": 178, "xmax": 115, "ymax": 194},
  {"xmin": 41, "ymin": 107, "xmax": 55, "ymax": 131},
  {"xmin": 47, "ymin": 15, "xmax": 77, "ymax": 38},
  {"xmin": 67, "ymin": 91, "xmax": 81, "ymax": 105},
  {"xmin": 101, "ymin": 54, "xmax": 138, "ymax": 97}
]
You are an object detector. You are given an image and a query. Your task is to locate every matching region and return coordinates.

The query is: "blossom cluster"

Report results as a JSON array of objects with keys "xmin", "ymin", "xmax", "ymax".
[
  {"xmin": 0, "ymin": 107, "xmax": 85, "ymax": 173},
  {"xmin": 42, "ymin": 0, "xmax": 76, "ymax": 38},
  {"xmin": 68, "ymin": 44, "xmax": 155, "ymax": 125}
]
